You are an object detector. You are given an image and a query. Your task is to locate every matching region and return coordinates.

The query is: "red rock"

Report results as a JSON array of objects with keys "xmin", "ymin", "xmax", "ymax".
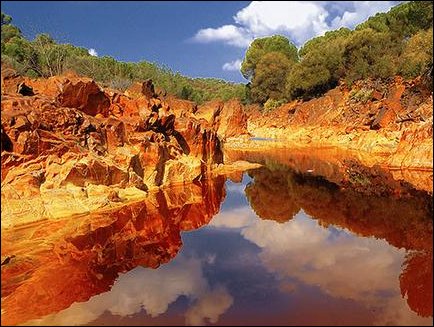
[
  {"xmin": 62, "ymin": 156, "xmax": 128, "ymax": 187},
  {"xmin": 164, "ymin": 95, "xmax": 197, "ymax": 117},
  {"xmin": 124, "ymin": 79, "xmax": 155, "ymax": 99},
  {"xmin": 26, "ymin": 75, "xmax": 111, "ymax": 116},
  {"xmin": 103, "ymin": 117, "xmax": 126, "ymax": 151},
  {"xmin": 195, "ymin": 99, "xmax": 248, "ymax": 139},
  {"xmin": 1, "ymin": 67, "xmax": 24, "ymax": 95}
]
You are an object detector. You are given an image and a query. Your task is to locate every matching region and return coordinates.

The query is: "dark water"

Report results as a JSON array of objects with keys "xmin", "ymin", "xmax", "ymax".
[{"xmin": 1, "ymin": 150, "xmax": 433, "ymax": 326}]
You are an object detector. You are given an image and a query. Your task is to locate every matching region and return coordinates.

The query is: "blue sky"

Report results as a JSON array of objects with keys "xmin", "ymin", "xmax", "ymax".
[{"xmin": 2, "ymin": 1, "xmax": 401, "ymax": 83}]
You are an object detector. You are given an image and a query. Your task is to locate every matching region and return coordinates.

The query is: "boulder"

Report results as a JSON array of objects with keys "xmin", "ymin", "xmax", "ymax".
[
  {"xmin": 26, "ymin": 75, "xmax": 111, "ymax": 116},
  {"xmin": 124, "ymin": 79, "xmax": 155, "ymax": 99}
]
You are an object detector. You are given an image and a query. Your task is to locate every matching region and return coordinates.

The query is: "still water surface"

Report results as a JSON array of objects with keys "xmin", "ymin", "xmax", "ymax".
[{"xmin": 1, "ymin": 149, "xmax": 432, "ymax": 326}]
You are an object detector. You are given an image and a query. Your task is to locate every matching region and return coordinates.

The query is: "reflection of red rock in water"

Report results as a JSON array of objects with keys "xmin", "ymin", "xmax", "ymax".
[
  {"xmin": 244, "ymin": 157, "xmax": 432, "ymax": 318},
  {"xmin": 400, "ymin": 251, "xmax": 433, "ymax": 318},
  {"xmin": 0, "ymin": 176, "xmax": 226, "ymax": 326}
]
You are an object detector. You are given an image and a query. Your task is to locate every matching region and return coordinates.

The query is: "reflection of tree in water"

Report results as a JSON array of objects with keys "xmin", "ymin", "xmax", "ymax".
[
  {"xmin": 400, "ymin": 251, "xmax": 433, "ymax": 318},
  {"xmin": 245, "ymin": 161, "xmax": 433, "ymax": 317},
  {"xmin": 245, "ymin": 167, "xmax": 300, "ymax": 223}
]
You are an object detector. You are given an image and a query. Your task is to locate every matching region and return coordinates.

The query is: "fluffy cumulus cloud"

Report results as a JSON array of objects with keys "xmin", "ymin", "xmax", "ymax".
[
  {"xmin": 209, "ymin": 206, "xmax": 256, "ymax": 230},
  {"xmin": 192, "ymin": 1, "xmax": 401, "ymax": 70},
  {"xmin": 88, "ymin": 48, "xmax": 98, "ymax": 57},
  {"xmin": 219, "ymin": 207, "xmax": 428, "ymax": 326},
  {"xmin": 193, "ymin": 25, "xmax": 250, "ymax": 47},
  {"xmin": 241, "ymin": 212, "xmax": 405, "ymax": 302},
  {"xmin": 185, "ymin": 286, "xmax": 234, "ymax": 326},
  {"xmin": 222, "ymin": 59, "xmax": 243, "ymax": 71}
]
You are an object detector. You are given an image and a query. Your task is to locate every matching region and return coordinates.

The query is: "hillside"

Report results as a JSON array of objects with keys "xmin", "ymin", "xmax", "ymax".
[{"xmin": 1, "ymin": 12, "xmax": 246, "ymax": 104}]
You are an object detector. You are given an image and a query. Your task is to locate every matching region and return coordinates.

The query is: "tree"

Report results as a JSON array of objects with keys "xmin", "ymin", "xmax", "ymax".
[
  {"xmin": 287, "ymin": 30, "xmax": 348, "ymax": 99},
  {"xmin": 399, "ymin": 28, "xmax": 433, "ymax": 78},
  {"xmin": 1, "ymin": 12, "xmax": 12, "ymax": 26},
  {"xmin": 241, "ymin": 35, "xmax": 298, "ymax": 81},
  {"xmin": 356, "ymin": 1, "xmax": 433, "ymax": 38},
  {"xmin": 343, "ymin": 28, "xmax": 400, "ymax": 84},
  {"xmin": 299, "ymin": 27, "xmax": 352, "ymax": 58},
  {"xmin": 250, "ymin": 51, "xmax": 293, "ymax": 103}
]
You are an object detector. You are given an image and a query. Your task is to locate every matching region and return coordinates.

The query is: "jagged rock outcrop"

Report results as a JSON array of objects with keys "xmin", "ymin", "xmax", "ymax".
[
  {"xmin": 24, "ymin": 73, "xmax": 111, "ymax": 117},
  {"xmin": 124, "ymin": 79, "xmax": 155, "ymax": 99},
  {"xmin": 1, "ymin": 68, "xmax": 224, "ymax": 226},
  {"xmin": 195, "ymin": 99, "xmax": 249, "ymax": 139}
]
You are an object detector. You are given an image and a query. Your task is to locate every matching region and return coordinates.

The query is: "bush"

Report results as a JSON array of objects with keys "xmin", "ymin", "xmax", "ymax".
[
  {"xmin": 263, "ymin": 98, "xmax": 286, "ymax": 113},
  {"xmin": 349, "ymin": 88, "xmax": 373, "ymax": 103}
]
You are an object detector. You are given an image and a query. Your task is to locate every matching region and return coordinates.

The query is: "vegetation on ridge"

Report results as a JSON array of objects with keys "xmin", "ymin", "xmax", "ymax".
[
  {"xmin": 1, "ymin": 1, "xmax": 433, "ymax": 108},
  {"xmin": 242, "ymin": 1, "xmax": 433, "ymax": 104},
  {"xmin": 1, "ymin": 12, "xmax": 247, "ymax": 104}
]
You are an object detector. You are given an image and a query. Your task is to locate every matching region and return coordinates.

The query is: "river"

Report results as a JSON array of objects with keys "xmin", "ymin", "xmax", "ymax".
[{"xmin": 1, "ymin": 147, "xmax": 432, "ymax": 326}]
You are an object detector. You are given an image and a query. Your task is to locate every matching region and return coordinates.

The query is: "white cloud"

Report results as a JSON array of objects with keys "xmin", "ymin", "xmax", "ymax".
[
  {"xmin": 233, "ymin": 1, "xmax": 330, "ymax": 44},
  {"xmin": 192, "ymin": 1, "xmax": 401, "ymax": 65},
  {"xmin": 235, "ymin": 210, "xmax": 429, "ymax": 326},
  {"xmin": 88, "ymin": 48, "xmax": 98, "ymax": 57},
  {"xmin": 241, "ymin": 212, "xmax": 405, "ymax": 302},
  {"xmin": 192, "ymin": 25, "xmax": 251, "ymax": 48},
  {"xmin": 330, "ymin": 1, "xmax": 399, "ymax": 30},
  {"xmin": 222, "ymin": 59, "xmax": 243, "ymax": 71}
]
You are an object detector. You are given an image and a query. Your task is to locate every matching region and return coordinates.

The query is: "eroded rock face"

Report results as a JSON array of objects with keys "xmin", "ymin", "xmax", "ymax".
[
  {"xmin": 1, "ymin": 68, "xmax": 224, "ymax": 226},
  {"xmin": 244, "ymin": 77, "xmax": 433, "ymax": 171},
  {"xmin": 0, "ymin": 176, "xmax": 226, "ymax": 326},
  {"xmin": 124, "ymin": 79, "xmax": 155, "ymax": 99},
  {"xmin": 25, "ymin": 74, "xmax": 111, "ymax": 117},
  {"xmin": 195, "ymin": 99, "xmax": 249, "ymax": 139}
]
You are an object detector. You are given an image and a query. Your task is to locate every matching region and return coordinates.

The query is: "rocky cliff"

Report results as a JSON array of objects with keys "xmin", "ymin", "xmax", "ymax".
[
  {"xmin": 229, "ymin": 76, "xmax": 433, "ymax": 171},
  {"xmin": 1, "ymin": 68, "xmax": 245, "ymax": 227}
]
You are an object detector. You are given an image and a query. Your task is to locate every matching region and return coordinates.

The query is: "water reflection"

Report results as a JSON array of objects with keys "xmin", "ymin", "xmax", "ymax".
[
  {"xmin": 1, "ymin": 176, "xmax": 226, "ymax": 326},
  {"xmin": 1, "ymin": 150, "xmax": 432, "ymax": 326},
  {"xmin": 242, "ymin": 152, "xmax": 432, "ymax": 321}
]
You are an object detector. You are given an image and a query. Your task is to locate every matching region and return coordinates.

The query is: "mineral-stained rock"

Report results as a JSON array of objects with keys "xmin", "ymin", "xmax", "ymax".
[
  {"xmin": 1, "ymin": 69, "xmax": 225, "ymax": 228},
  {"xmin": 195, "ymin": 99, "xmax": 248, "ymax": 139},
  {"xmin": 124, "ymin": 79, "xmax": 155, "ymax": 99},
  {"xmin": 26, "ymin": 75, "xmax": 111, "ymax": 117},
  {"xmin": 240, "ymin": 76, "xmax": 433, "ymax": 173},
  {"xmin": 1, "ymin": 67, "xmax": 24, "ymax": 95},
  {"xmin": 164, "ymin": 95, "xmax": 197, "ymax": 117}
]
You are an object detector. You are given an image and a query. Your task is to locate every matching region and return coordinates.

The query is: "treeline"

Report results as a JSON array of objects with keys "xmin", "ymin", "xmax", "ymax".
[
  {"xmin": 1, "ymin": 12, "xmax": 247, "ymax": 104},
  {"xmin": 241, "ymin": 1, "xmax": 433, "ymax": 109},
  {"xmin": 2, "ymin": 1, "xmax": 433, "ymax": 109}
]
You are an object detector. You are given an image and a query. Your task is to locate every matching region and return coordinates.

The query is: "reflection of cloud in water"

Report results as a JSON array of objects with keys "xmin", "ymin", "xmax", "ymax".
[
  {"xmin": 243, "ymin": 211, "xmax": 403, "ymax": 302},
  {"xmin": 25, "ymin": 255, "xmax": 233, "ymax": 326},
  {"xmin": 225, "ymin": 182, "xmax": 246, "ymax": 195},
  {"xmin": 377, "ymin": 296, "xmax": 432, "ymax": 326},
  {"xmin": 209, "ymin": 206, "xmax": 256, "ymax": 229},
  {"xmin": 186, "ymin": 286, "xmax": 234, "ymax": 326},
  {"xmin": 213, "ymin": 205, "xmax": 431, "ymax": 325}
]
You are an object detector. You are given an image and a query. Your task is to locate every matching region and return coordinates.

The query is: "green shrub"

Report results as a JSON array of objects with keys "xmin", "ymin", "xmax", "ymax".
[
  {"xmin": 349, "ymin": 88, "xmax": 373, "ymax": 103},
  {"xmin": 263, "ymin": 98, "xmax": 286, "ymax": 112}
]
